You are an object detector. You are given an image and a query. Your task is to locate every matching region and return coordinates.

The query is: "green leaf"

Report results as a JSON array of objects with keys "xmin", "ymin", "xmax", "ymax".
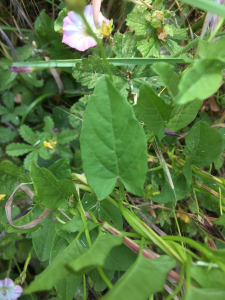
[
  {"xmin": 17, "ymin": 45, "xmax": 32, "ymax": 61},
  {"xmin": 30, "ymin": 161, "xmax": 78, "ymax": 210},
  {"xmin": 126, "ymin": 8, "xmax": 153, "ymax": 36},
  {"xmin": 0, "ymin": 69, "xmax": 17, "ymax": 91},
  {"xmin": 20, "ymin": 125, "xmax": 37, "ymax": 145},
  {"xmin": 101, "ymin": 255, "xmax": 176, "ymax": 300},
  {"xmin": 72, "ymin": 55, "xmax": 127, "ymax": 92},
  {"xmin": 2, "ymin": 113, "xmax": 20, "ymax": 126},
  {"xmin": 218, "ymin": 128, "xmax": 225, "ymax": 150},
  {"xmin": 185, "ymin": 121, "xmax": 222, "ymax": 167},
  {"xmin": 185, "ymin": 287, "xmax": 225, "ymax": 300},
  {"xmin": 166, "ymin": 100, "xmax": 202, "ymax": 132},
  {"xmin": 57, "ymin": 130, "xmax": 78, "ymax": 145},
  {"xmin": 137, "ymin": 38, "xmax": 161, "ymax": 57},
  {"xmin": 67, "ymin": 233, "xmax": 123, "ymax": 275},
  {"xmin": 136, "ymin": 84, "xmax": 172, "ymax": 139},
  {"xmin": 23, "ymin": 150, "xmax": 39, "ymax": 170},
  {"xmin": 0, "ymin": 127, "xmax": 17, "ymax": 143},
  {"xmin": 54, "ymin": 9, "xmax": 67, "ymax": 32},
  {"xmin": 175, "ymin": 59, "xmax": 223, "ymax": 104},
  {"xmin": 24, "ymin": 231, "xmax": 84, "ymax": 294},
  {"xmin": 198, "ymin": 38, "xmax": 225, "ymax": 61},
  {"xmin": 80, "ymin": 77, "xmax": 147, "ymax": 200},
  {"xmin": 43, "ymin": 116, "xmax": 54, "ymax": 132},
  {"xmin": 82, "ymin": 193, "xmax": 123, "ymax": 230},
  {"xmin": 2, "ymin": 91, "xmax": 14, "ymax": 110},
  {"xmin": 6, "ymin": 143, "xmax": 33, "ymax": 156},
  {"xmin": 54, "ymin": 275, "xmax": 81, "ymax": 300},
  {"xmin": 165, "ymin": 38, "xmax": 182, "ymax": 54},
  {"xmin": 31, "ymin": 211, "xmax": 56, "ymax": 261},
  {"xmin": 0, "ymin": 161, "xmax": 27, "ymax": 194},
  {"xmin": 21, "ymin": 73, "xmax": 44, "ymax": 88},
  {"xmin": 48, "ymin": 158, "xmax": 71, "ymax": 180},
  {"xmin": 190, "ymin": 265, "xmax": 225, "ymax": 289},
  {"xmin": 112, "ymin": 32, "xmax": 141, "ymax": 59},
  {"xmin": 151, "ymin": 62, "xmax": 179, "ymax": 98},
  {"xmin": 152, "ymin": 174, "xmax": 191, "ymax": 204},
  {"xmin": 0, "ymin": 105, "xmax": 8, "ymax": 115}
]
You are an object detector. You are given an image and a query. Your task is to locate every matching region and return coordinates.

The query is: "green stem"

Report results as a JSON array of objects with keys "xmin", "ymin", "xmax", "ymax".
[
  {"xmin": 6, "ymin": 259, "xmax": 12, "ymax": 278},
  {"xmin": 165, "ymin": 264, "xmax": 185, "ymax": 300},
  {"xmin": 83, "ymin": 275, "xmax": 87, "ymax": 300},
  {"xmin": 77, "ymin": 200, "xmax": 113, "ymax": 289}
]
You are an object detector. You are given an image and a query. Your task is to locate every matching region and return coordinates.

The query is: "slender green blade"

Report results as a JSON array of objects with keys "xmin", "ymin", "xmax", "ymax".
[{"xmin": 180, "ymin": 0, "xmax": 225, "ymax": 18}]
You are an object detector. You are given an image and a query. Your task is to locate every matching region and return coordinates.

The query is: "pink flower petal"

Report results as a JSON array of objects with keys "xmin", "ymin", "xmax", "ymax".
[{"xmin": 99, "ymin": 13, "xmax": 109, "ymax": 24}]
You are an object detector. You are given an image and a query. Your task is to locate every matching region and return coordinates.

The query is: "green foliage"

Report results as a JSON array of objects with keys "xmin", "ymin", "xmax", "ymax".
[
  {"xmin": 136, "ymin": 84, "xmax": 172, "ymax": 139},
  {"xmin": 1, "ymin": 1, "xmax": 225, "ymax": 299},
  {"xmin": 80, "ymin": 77, "xmax": 147, "ymax": 200}
]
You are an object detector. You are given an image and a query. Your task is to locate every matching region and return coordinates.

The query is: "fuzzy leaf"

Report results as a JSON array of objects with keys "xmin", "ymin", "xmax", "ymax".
[
  {"xmin": 80, "ymin": 77, "xmax": 147, "ymax": 200},
  {"xmin": 20, "ymin": 125, "xmax": 37, "ymax": 145},
  {"xmin": 126, "ymin": 8, "xmax": 153, "ymax": 36}
]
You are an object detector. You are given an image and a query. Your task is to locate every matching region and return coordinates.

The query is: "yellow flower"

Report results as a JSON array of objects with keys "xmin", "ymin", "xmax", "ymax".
[
  {"xmin": 44, "ymin": 141, "xmax": 57, "ymax": 149},
  {"xmin": 0, "ymin": 194, "xmax": 6, "ymax": 200}
]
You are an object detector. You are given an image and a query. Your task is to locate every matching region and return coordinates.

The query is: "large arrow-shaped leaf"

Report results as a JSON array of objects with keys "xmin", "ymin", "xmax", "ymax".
[{"xmin": 80, "ymin": 76, "xmax": 147, "ymax": 200}]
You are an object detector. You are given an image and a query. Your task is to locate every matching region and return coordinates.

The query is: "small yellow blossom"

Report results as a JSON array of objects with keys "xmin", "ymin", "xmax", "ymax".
[
  {"xmin": 44, "ymin": 141, "xmax": 57, "ymax": 149},
  {"xmin": 97, "ymin": 20, "xmax": 113, "ymax": 37},
  {"xmin": 0, "ymin": 194, "xmax": 6, "ymax": 200}
]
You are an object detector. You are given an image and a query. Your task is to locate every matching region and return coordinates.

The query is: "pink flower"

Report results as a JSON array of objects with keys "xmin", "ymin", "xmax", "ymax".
[
  {"xmin": 0, "ymin": 278, "xmax": 23, "ymax": 300},
  {"xmin": 62, "ymin": 5, "xmax": 109, "ymax": 51}
]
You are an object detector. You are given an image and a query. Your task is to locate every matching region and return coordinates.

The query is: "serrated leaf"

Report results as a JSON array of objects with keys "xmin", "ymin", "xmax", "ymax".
[
  {"xmin": 72, "ymin": 55, "xmax": 127, "ymax": 92},
  {"xmin": 67, "ymin": 233, "xmax": 123, "ymax": 275},
  {"xmin": 2, "ymin": 113, "xmax": 20, "ymax": 126},
  {"xmin": 167, "ymin": 100, "xmax": 202, "ymax": 132},
  {"xmin": 6, "ymin": 143, "xmax": 33, "ymax": 156},
  {"xmin": 2, "ymin": 91, "xmax": 14, "ymax": 110},
  {"xmin": 20, "ymin": 125, "xmax": 37, "ymax": 145},
  {"xmin": 0, "ymin": 69, "xmax": 17, "ymax": 91},
  {"xmin": 112, "ymin": 32, "xmax": 141, "ymax": 59},
  {"xmin": 126, "ymin": 8, "xmax": 153, "ymax": 36},
  {"xmin": 137, "ymin": 38, "xmax": 161, "ymax": 57},
  {"xmin": 0, "ymin": 105, "xmax": 9, "ymax": 115},
  {"xmin": 151, "ymin": 62, "xmax": 179, "ymax": 98},
  {"xmin": 136, "ymin": 84, "xmax": 172, "ymax": 139},
  {"xmin": 80, "ymin": 77, "xmax": 147, "ymax": 200},
  {"xmin": 185, "ymin": 121, "xmax": 222, "ymax": 167},
  {"xmin": 43, "ymin": 116, "xmax": 54, "ymax": 132},
  {"xmin": 57, "ymin": 130, "xmax": 77, "ymax": 145},
  {"xmin": 175, "ymin": 59, "xmax": 223, "ymax": 104},
  {"xmin": 165, "ymin": 38, "xmax": 182, "ymax": 54},
  {"xmin": 0, "ymin": 161, "xmax": 28, "ymax": 194},
  {"xmin": 30, "ymin": 161, "xmax": 78, "ymax": 210},
  {"xmin": 38, "ymin": 147, "xmax": 51, "ymax": 160},
  {"xmin": 17, "ymin": 45, "xmax": 32, "ymax": 61},
  {"xmin": 0, "ymin": 127, "xmax": 17, "ymax": 143},
  {"xmin": 101, "ymin": 255, "xmax": 176, "ymax": 300}
]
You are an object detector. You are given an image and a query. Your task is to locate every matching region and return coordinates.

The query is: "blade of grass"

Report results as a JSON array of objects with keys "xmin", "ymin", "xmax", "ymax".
[{"xmin": 21, "ymin": 93, "xmax": 55, "ymax": 125}]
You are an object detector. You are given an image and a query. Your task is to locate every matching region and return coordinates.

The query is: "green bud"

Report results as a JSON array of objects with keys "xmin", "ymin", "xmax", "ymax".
[
  {"xmin": 64, "ymin": 0, "xmax": 86, "ymax": 14},
  {"xmin": 164, "ymin": 10, "xmax": 171, "ymax": 18}
]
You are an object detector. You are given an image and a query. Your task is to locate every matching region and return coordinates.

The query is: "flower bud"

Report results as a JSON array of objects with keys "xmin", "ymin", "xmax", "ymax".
[{"xmin": 10, "ymin": 66, "xmax": 34, "ymax": 73}]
